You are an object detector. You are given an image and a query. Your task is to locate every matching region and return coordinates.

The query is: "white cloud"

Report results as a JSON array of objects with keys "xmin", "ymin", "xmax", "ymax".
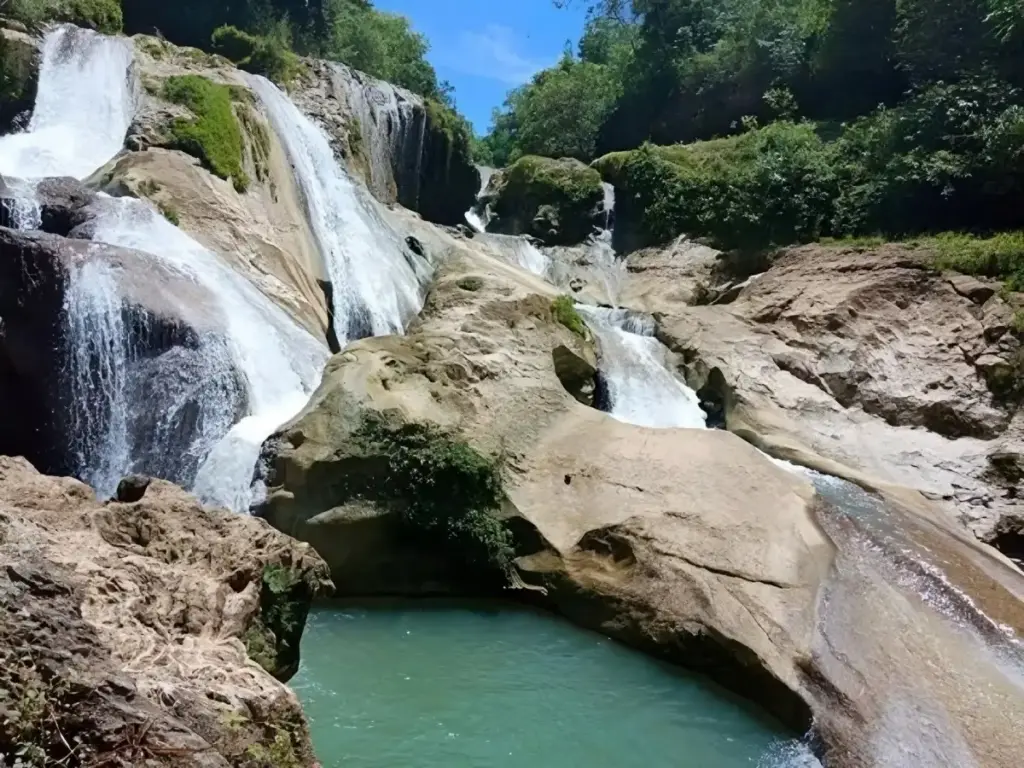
[{"xmin": 440, "ymin": 25, "xmax": 550, "ymax": 85}]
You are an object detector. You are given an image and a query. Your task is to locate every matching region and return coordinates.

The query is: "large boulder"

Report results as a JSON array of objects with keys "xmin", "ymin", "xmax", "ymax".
[
  {"xmin": 289, "ymin": 59, "xmax": 479, "ymax": 227},
  {"xmin": 483, "ymin": 156, "xmax": 605, "ymax": 246},
  {"xmin": 0, "ymin": 227, "xmax": 245, "ymax": 482},
  {"xmin": 0, "ymin": 26, "xmax": 38, "ymax": 132},
  {"xmin": 0, "ymin": 456, "xmax": 331, "ymax": 766},
  {"xmin": 648, "ymin": 243, "xmax": 1022, "ymax": 547}
]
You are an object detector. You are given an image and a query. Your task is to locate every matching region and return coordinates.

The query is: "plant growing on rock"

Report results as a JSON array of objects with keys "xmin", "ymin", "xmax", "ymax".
[
  {"xmin": 353, "ymin": 414, "xmax": 514, "ymax": 579},
  {"xmin": 552, "ymin": 295, "xmax": 587, "ymax": 337},
  {"xmin": 162, "ymin": 75, "xmax": 251, "ymax": 194}
]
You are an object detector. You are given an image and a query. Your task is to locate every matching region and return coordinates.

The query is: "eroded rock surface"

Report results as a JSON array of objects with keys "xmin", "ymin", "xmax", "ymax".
[
  {"xmin": 0, "ymin": 456, "xmax": 331, "ymax": 766},
  {"xmin": 652, "ymin": 243, "xmax": 1022, "ymax": 545}
]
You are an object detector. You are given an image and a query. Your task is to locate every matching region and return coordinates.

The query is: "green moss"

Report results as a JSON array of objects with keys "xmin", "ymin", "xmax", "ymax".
[
  {"xmin": 489, "ymin": 155, "xmax": 604, "ymax": 245},
  {"xmin": 238, "ymin": 104, "xmax": 271, "ymax": 183},
  {"xmin": 1012, "ymin": 310, "xmax": 1024, "ymax": 335},
  {"xmin": 552, "ymin": 296, "xmax": 587, "ymax": 337},
  {"xmin": 244, "ymin": 728, "xmax": 304, "ymax": 768},
  {"xmin": 162, "ymin": 75, "xmax": 250, "ymax": 194},
  {"xmin": 137, "ymin": 36, "xmax": 166, "ymax": 60},
  {"xmin": 352, "ymin": 413, "xmax": 514, "ymax": 577},
  {"xmin": 0, "ymin": 32, "xmax": 37, "ymax": 120},
  {"xmin": 159, "ymin": 203, "xmax": 180, "ymax": 226}
]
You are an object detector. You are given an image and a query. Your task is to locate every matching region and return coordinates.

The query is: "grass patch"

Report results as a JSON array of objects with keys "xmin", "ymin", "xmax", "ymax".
[
  {"xmin": 352, "ymin": 414, "xmax": 514, "ymax": 578},
  {"xmin": 3, "ymin": 0, "xmax": 122, "ymax": 33},
  {"xmin": 552, "ymin": 295, "xmax": 587, "ymax": 337},
  {"xmin": 163, "ymin": 75, "xmax": 250, "ymax": 193},
  {"xmin": 158, "ymin": 203, "xmax": 180, "ymax": 226},
  {"xmin": 924, "ymin": 231, "xmax": 1024, "ymax": 292}
]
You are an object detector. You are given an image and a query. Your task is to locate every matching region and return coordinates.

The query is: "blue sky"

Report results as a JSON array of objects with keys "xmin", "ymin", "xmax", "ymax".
[{"xmin": 373, "ymin": 0, "xmax": 588, "ymax": 135}]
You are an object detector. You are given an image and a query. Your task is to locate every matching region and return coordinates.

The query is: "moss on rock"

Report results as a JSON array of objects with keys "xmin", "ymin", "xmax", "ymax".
[
  {"xmin": 0, "ymin": 30, "xmax": 37, "ymax": 131},
  {"xmin": 245, "ymin": 564, "xmax": 317, "ymax": 681},
  {"xmin": 486, "ymin": 155, "xmax": 604, "ymax": 245},
  {"xmin": 4, "ymin": 0, "xmax": 122, "ymax": 33},
  {"xmin": 413, "ymin": 99, "xmax": 481, "ymax": 226},
  {"xmin": 162, "ymin": 74, "xmax": 250, "ymax": 193}
]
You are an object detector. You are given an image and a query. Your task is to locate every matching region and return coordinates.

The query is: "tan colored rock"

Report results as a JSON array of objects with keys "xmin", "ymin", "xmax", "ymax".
[
  {"xmin": 0, "ymin": 457, "xmax": 331, "ymax": 766},
  {"xmin": 621, "ymin": 235, "xmax": 721, "ymax": 312},
  {"xmin": 649, "ymin": 243, "xmax": 1022, "ymax": 545}
]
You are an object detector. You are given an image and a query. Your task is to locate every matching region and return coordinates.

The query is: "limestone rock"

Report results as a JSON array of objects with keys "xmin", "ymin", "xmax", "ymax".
[
  {"xmin": 0, "ymin": 456, "xmax": 331, "ymax": 766},
  {"xmin": 483, "ymin": 156, "xmax": 605, "ymax": 246},
  {"xmin": 650, "ymin": 243, "xmax": 1022, "ymax": 544}
]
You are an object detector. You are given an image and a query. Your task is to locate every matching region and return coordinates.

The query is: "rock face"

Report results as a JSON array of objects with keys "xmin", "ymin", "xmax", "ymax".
[
  {"xmin": 0, "ymin": 26, "xmax": 38, "ymax": 132},
  {"xmin": 0, "ymin": 226, "xmax": 245, "ymax": 482},
  {"xmin": 649, "ymin": 243, "xmax": 1023, "ymax": 547},
  {"xmin": 0, "ymin": 456, "xmax": 331, "ymax": 766},
  {"xmin": 117, "ymin": 36, "xmax": 330, "ymax": 340},
  {"xmin": 253, "ymin": 230, "xmax": 832, "ymax": 728},
  {"xmin": 483, "ymin": 156, "xmax": 605, "ymax": 246},
  {"xmin": 291, "ymin": 59, "xmax": 479, "ymax": 226}
]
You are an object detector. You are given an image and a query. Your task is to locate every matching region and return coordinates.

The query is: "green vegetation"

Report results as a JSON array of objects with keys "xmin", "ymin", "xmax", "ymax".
[
  {"xmin": 162, "ymin": 75, "xmax": 250, "ymax": 194},
  {"xmin": 552, "ymin": 295, "xmax": 587, "ymax": 337},
  {"xmin": 488, "ymin": 156, "xmax": 604, "ymax": 244},
  {"xmin": 238, "ymin": 104, "xmax": 272, "ymax": 182},
  {"xmin": 926, "ymin": 232, "xmax": 1024, "ymax": 292},
  {"xmin": 159, "ymin": 203, "xmax": 180, "ymax": 226},
  {"xmin": 353, "ymin": 414, "xmax": 514, "ymax": 577},
  {"xmin": 2, "ymin": 0, "xmax": 123, "ymax": 33},
  {"xmin": 211, "ymin": 24, "xmax": 301, "ymax": 84},
  {"xmin": 244, "ymin": 564, "xmax": 313, "ymax": 680},
  {"xmin": 120, "ymin": 0, "xmax": 454, "ymax": 104}
]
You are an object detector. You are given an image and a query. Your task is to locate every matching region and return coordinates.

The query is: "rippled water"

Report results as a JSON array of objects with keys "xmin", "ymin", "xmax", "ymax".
[{"xmin": 293, "ymin": 604, "xmax": 809, "ymax": 768}]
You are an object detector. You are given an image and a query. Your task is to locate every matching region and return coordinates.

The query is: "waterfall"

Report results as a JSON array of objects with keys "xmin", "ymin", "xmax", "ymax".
[
  {"xmin": 248, "ymin": 75, "xmax": 429, "ymax": 344},
  {"xmin": 63, "ymin": 258, "xmax": 134, "ymax": 493},
  {"xmin": 466, "ymin": 165, "xmax": 495, "ymax": 232},
  {"xmin": 0, "ymin": 25, "xmax": 134, "ymax": 181},
  {"xmin": 578, "ymin": 306, "xmax": 706, "ymax": 429},
  {"xmin": 90, "ymin": 198, "xmax": 328, "ymax": 510}
]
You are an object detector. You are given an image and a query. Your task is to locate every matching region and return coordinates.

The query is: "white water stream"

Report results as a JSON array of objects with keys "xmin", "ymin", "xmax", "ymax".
[
  {"xmin": 0, "ymin": 25, "xmax": 134, "ymax": 180},
  {"xmin": 249, "ymin": 75, "xmax": 429, "ymax": 344}
]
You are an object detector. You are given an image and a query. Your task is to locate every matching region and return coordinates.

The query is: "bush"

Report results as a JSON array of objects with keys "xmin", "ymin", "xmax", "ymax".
[
  {"xmin": 211, "ymin": 25, "xmax": 300, "ymax": 84},
  {"xmin": 608, "ymin": 122, "xmax": 838, "ymax": 250},
  {"xmin": 353, "ymin": 414, "xmax": 513, "ymax": 576},
  {"xmin": 925, "ymin": 231, "xmax": 1024, "ymax": 291},
  {"xmin": 3, "ymin": 0, "xmax": 122, "ymax": 33},
  {"xmin": 552, "ymin": 296, "xmax": 587, "ymax": 337},
  {"xmin": 487, "ymin": 155, "xmax": 604, "ymax": 245},
  {"xmin": 162, "ymin": 75, "xmax": 250, "ymax": 193}
]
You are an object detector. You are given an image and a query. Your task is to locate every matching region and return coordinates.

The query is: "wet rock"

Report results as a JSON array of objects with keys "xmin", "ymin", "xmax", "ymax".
[{"xmin": 115, "ymin": 473, "xmax": 151, "ymax": 502}]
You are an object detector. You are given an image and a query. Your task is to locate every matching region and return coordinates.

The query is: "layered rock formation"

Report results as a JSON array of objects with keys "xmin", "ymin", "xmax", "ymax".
[
  {"xmin": 0, "ymin": 457, "xmax": 331, "ymax": 766},
  {"xmin": 642, "ymin": 242, "xmax": 1022, "ymax": 549}
]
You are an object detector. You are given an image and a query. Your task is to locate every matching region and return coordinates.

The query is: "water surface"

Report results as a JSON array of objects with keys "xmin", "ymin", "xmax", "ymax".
[{"xmin": 293, "ymin": 603, "xmax": 812, "ymax": 767}]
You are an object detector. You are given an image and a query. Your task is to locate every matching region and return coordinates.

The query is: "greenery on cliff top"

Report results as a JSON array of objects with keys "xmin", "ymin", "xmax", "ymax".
[
  {"xmin": 3, "ymin": 0, "xmax": 123, "ymax": 33},
  {"xmin": 476, "ymin": 0, "xmax": 1024, "ymax": 263}
]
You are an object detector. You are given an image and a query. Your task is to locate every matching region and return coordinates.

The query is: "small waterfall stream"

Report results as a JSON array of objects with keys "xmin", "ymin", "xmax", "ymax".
[
  {"xmin": 0, "ymin": 25, "xmax": 134, "ymax": 181},
  {"xmin": 249, "ymin": 75, "xmax": 430, "ymax": 344}
]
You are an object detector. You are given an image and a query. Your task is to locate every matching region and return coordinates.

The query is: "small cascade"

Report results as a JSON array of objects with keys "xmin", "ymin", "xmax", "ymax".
[
  {"xmin": 0, "ymin": 177, "xmax": 41, "ymax": 228},
  {"xmin": 473, "ymin": 231, "xmax": 550, "ymax": 278},
  {"xmin": 63, "ymin": 258, "xmax": 134, "ymax": 494},
  {"xmin": 465, "ymin": 165, "xmax": 495, "ymax": 232},
  {"xmin": 0, "ymin": 25, "xmax": 134, "ymax": 181},
  {"xmin": 249, "ymin": 75, "xmax": 430, "ymax": 344},
  {"xmin": 578, "ymin": 306, "xmax": 706, "ymax": 429},
  {"xmin": 91, "ymin": 198, "xmax": 327, "ymax": 509}
]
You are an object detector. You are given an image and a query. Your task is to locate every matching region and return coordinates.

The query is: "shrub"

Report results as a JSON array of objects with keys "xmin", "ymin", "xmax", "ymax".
[
  {"xmin": 211, "ymin": 24, "xmax": 301, "ymax": 85},
  {"xmin": 925, "ymin": 231, "xmax": 1024, "ymax": 291},
  {"xmin": 162, "ymin": 75, "xmax": 250, "ymax": 193},
  {"xmin": 3, "ymin": 0, "xmax": 122, "ymax": 33},
  {"xmin": 352, "ymin": 414, "xmax": 514, "ymax": 576},
  {"xmin": 552, "ymin": 295, "xmax": 587, "ymax": 337}
]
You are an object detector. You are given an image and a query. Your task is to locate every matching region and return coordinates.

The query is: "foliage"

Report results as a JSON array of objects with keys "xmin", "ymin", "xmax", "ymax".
[
  {"xmin": 353, "ymin": 414, "xmax": 514, "ymax": 576},
  {"xmin": 211, "ymin": 24, "xmax": 301, "ymax": 84},
  {"xmin": 162, "ymin": 75, "xmax": 250, "ymax": 194},
  {"xmin": 159, "ymin": 203, "xmax": 180, "ymax": 225},
  {"xmin": 246, "ymin": 564, "xmax": 310, "ymax": 680},
  {"xmin": 552, "ymin": 295, "xmax": 587, "ymax": 336},
  {"xmin": 604, "ymin": 122, "xmax": 838, "ymax": 249},
  {"xmin": 2, "ymin": 0, "xmax": 122, "ymax": 33},
  {"xmin": 926, "ymin": 231, "xmax": 1024, "ymax": 291}
]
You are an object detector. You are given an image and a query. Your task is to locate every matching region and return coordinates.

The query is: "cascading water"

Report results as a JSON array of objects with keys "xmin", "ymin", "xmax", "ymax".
[
  {"xmin": 248, "ymin": 75, "xmax": 430, "ymax": 344},
  {"xmin": 90, "ymin": 198, "xmax": 328, "ymax": 510},
  {"xmin": 465, "ymin": 165, "xmax": 495, "ymax": 232},
  {"xmin": 578, "ymin": 306, "xmax": 706, "ymax": 429},
  {"xmin": 0, "ymin": 25, "xmax": 134, "ymax": 181},
  {"xmin": 63, "ymin": 257, "xmax": 134, "ymax": 494}
]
